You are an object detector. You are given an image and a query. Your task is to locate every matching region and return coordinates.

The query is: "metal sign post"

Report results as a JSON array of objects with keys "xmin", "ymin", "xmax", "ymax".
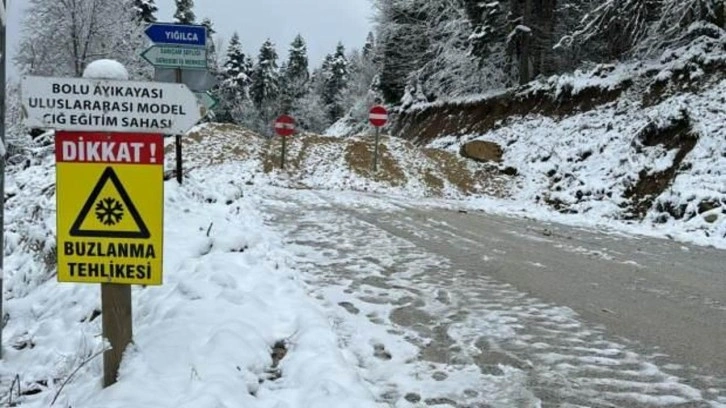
[
  {"xmin": 175, "ymin": 68, "xmax": 183, "ymax": 184},
  {"xmin": 368, "ymin": 105, "xmax": 388, "ymax": 173},
  {"xmin": 274, "ymin": 115, "xmax": 295, "ymax": 170},
  {"xmin": 143, "ymin": 22, "xmax": 208, "ymax": 185}
]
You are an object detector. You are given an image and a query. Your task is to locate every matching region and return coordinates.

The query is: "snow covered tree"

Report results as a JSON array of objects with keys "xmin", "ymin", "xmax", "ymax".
[
  {"xmin": 336, "ymin": 47, "xmax": 384, "ymax": 131},
  {"xmin": 464, "ymin": 0, "xmax": 507, "ymax": 63},
  {"xmin": 557, "ymin": 0, "xmax": 660, "ymax": 60},
  {"xmin": 551, "ymin": 1, "xmax": 595, "ymax": 71},
  {"xmin": 4, "ymin": 81, "xmax": 32, "ymax": 156},
  {"xmin": 321, "ymin": 43, "xmax": 350, "ymax": 122},
  {"xmin": 250, "ymin": 39, "xmax": 281, "ymax": 133},
  {"xmin": 291, "ymin": 69, "xmax": 331, "ymax": 132},
  {"xmin": 201, "ymin": 17, "xmax": 219, "ymax": 74},
  {"xmin": 215, "ymin": 33, "xmax": 252, "ymax": 123},
  {"xmin": 375, "ymin": 0, "xmax": 431, "ymax": 103},
  {"xmin": 174, "ymin": 0, "xmax": 195, "ymax": 24},
  {"xmin": 362, "ymin": 32, "xmax": 376, "ymax": 59},
  {"xmin": 280, "ymin": 34, "xmax": 310, "ymax": 113},
  {"xmin": 133, "ymin": 0, "xmax": 157, "ymax": 23},
  {"xmin": 16, "ymin": 0, "xmax": 147, "ymax": 78},
  {"xmin": 641, "ymin": 0, "xmax": 725, "ymax": 53},
  {"xmin": 375, "ymin": 0, "xmax": 501, "ymax": 102}
]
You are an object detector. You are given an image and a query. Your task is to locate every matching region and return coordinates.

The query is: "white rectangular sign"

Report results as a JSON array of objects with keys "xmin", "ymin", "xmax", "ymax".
[
  {"xmin": 21, "ymin": 76, "xmax": 202, "ymax": 134},
  {"xmin": 142, "ymin": 45, "xmax": 208, "ymax": 70}
]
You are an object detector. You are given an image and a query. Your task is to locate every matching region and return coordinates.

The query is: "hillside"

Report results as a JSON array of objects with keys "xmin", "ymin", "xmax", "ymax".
[
  {"xmin": 388, "ymin": 32, "xmax": 726, "ymax": 247},
  {"xmin": 169, "ymin": 123, "xmax": 511, "ymax": 200}
]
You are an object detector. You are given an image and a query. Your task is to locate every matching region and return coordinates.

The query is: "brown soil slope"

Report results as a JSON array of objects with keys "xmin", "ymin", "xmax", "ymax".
[{"xmin": 170, "ymin": 124, "xmax": 511, "ymax": 198}]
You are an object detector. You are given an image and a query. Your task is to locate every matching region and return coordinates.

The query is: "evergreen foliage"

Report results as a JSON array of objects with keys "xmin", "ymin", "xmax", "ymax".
[
  {"xmin": 133, "ymin": 0, "xmax": 157, "ymax": 23},
  {"xmin": 174, "ymin": 0, "xmax": 195, "ymax": 24},
  {"xmin": 250, "ymin": 39, "xmax": 281, "ymax": 134},
  {"xmin": 322, "ymin": 43, "xmax": 350, "ymax": 122}
]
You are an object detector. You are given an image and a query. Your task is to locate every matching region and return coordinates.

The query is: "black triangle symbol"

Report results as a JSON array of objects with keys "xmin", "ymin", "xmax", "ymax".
[{"xmin": 70, "ymin": 167, "xmax": 150, "ymax": 239}]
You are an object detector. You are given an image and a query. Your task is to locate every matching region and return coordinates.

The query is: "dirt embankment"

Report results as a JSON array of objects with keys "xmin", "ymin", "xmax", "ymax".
[
  {"xmin": 171, "ymin": 124, "xmax": 511, "ymax": 199},
  {"xmin": 392, "ymin": 36, "xmax": 725, "ymax": 146},
  {"xmin": 391, "ymin": 76, "xmax": 630, "ymax": 147},
  {"xmin": 389, "ymin": 35, "xmax": 726, "ymax": 222}
]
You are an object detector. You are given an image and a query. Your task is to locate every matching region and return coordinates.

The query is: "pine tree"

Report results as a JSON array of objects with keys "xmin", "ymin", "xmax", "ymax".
[
  {"xmin": 362, "ymin": 32, "xmax": 376, "ymax": 59},
  {"xmin": 322, "ymin": 43, "xmax": 350, "ymax": 122},
  {"xmin": 292, "ymin": 68, "xmax": 331, "ymax": 132},
  {"xmin": 337, "ymin": 47, "xmax": 383, "ymax": 133},
  {"xmin": 215, "ymin": 33, "xmax": 251, "ymax": 122},
  {"xmin": 281, "ymin": 34, "xmax": 310, "ymax": 112},
  {"xmin": 250, "ymin": 39, "xmax": 281, "ymax": 132},
  {"xmin": 558, "ymin": 0, "xmax": 660, "ymax": 60},
  {"xmin": 464, "ymin": 0, "xmax": 507, "ymax": 63},
  {"xmin": 201, "ymin": 17, "xmax": 219, "ymax": 74},
  {"xmin": 174, "ymin": 0, "xmax": 195, "ymax": 24},
  {"xmin": 552, "ymin": 1, "xmax": 594, "ymax": 71},
  {"xmin": 133, "ymin": 0, "xmax": 158, "ymax": 23},
  {"xmin": 375, "ymin": 0, "xmax": 431, "ymax": 103},
  {"xmin": 643, "ymin": 0, "xmax": 725, "ymax": 53}
]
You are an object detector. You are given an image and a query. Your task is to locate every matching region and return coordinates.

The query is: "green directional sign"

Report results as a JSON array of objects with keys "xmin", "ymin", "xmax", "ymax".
[
  {"xmin": 141, "ymin": 45, "xmax": 207, "ymax": 70},
  {"xmin": 194, "ymin": 91, "xmax": 219, "ymax": 112}
]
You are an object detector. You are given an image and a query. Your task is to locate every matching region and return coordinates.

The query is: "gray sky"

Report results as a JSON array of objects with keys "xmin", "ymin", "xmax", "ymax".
[{"xmin": 7, "ymin": 0, "xmax": 375, "ymax": 79}]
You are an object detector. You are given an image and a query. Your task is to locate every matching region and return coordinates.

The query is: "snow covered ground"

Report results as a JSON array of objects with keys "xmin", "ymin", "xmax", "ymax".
[
  {"xmin": 432, "ymin": 73, "xmax": 726, "ymax": 249},
  {"xmin": 414, "ymin": 34, "xmax": 726, "ymax": 250},
  {"xmin": 1, "ymin": 158, "xmax": 382, "ymax": 407},
  {"xmin": 5, "ymin": 154, "xmax": 724, "ymax": 407}
]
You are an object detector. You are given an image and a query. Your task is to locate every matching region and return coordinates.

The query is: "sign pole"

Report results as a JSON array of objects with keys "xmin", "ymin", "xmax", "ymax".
[
  {"xmin": 273, "ymin": 115, "xmax": 295, "ymax": 169},
  {"xmin": 281, "ymin": 136, "xmax": 287, "ymax": 169},
  {"xmin": 0, "ymin": 0, "xmax": 7, "ymax": 360},
  {"xmin": 175, "ymin": 68, "xmax": 183, "ymax": 185},
  {"xmin": 102, "ymin": 283, "xmax": 132, "ymax": 387},
  {"xmin": 373, "ymin": 127, "xmax": 380, "ymax": 173},
  {"xmin": 368, "ymin": 105, "xmax": 388, "ymax": 174}
]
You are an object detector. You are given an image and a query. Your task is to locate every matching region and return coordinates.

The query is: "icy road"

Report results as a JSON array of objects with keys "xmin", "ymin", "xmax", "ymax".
[{"xmin": 254, "ymin": 186, "xmax": 726, "ymax": 407}]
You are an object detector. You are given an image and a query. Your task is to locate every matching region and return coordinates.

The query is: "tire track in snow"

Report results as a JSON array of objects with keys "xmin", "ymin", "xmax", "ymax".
[{"xmin": 254, "ymin": 187, "xmax": 725, "ymax": 407}]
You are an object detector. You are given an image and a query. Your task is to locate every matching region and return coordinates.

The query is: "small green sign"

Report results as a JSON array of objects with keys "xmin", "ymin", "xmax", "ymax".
[
  {"xmin": 194, "ymin": 92, "xmax": 219, "ymax": 111},
  {"xmin": 141, "ymin": 45, "xmax": 208, "ymax": 70}
]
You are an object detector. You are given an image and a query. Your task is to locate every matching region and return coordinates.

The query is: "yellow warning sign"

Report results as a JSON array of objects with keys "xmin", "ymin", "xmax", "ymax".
[{"xmin": 55, "ymin": 132, "xmax": 164, "ymax": 285}]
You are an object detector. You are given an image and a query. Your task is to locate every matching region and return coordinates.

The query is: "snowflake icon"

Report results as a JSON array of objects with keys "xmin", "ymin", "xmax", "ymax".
[{"xmin": 95, "ymin": 197, "xmax": 124, "ymax": 226}]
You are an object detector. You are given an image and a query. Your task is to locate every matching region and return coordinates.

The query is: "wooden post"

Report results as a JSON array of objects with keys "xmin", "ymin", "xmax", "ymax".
[
  {"xmin": 174, "ymin": 68, "xmax": 183, "ymax": 185},
  {"xmin": 280, "ymin": 136, "xmax": 287, "ymax": 169},
  {"xmin": 102, "ymin": 283, "xmax": 132, "ymax": 387},
  {"xmin": 372, "ymin": 127, "xmax": 380, "ymax": 173}
]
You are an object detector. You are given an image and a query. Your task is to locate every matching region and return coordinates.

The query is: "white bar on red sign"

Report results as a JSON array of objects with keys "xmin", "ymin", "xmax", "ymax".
[
  {"xmin": 275, "ymin": 123, "xmax": 295, "ymax": 129},
  {"xmin": 369, "ymin": 114, "xmax": 388, "ymax": 119}
]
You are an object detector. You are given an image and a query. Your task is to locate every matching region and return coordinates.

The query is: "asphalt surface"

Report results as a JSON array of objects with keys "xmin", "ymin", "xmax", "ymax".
[
  {"xmin": 359, "ymin": 205, "xmax": 726, "ymax": 379},
  {"xmin": 258, "ymin": 188, "xmax": 726, "ymax": 407}
]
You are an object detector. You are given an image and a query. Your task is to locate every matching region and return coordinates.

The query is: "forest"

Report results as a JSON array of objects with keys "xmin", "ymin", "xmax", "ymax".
[{"xmin": 9, "ymin": 0, "xmax": 725, "ymax": 140}]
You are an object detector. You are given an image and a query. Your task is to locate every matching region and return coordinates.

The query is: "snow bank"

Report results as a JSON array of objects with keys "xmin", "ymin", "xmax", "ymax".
[
  {"xmin": 424, "ymin": 35, "xmax": 726, "ymax": 248},
  {"xmin": 2, "ymin": 158, "xmax": 378, "ymax": 407}
]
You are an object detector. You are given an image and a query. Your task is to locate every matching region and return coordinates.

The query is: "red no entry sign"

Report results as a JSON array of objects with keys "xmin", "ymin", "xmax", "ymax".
[
  {"xmin": 274, "ymin": 115, "xmax": 295, "ymax": 137},
  {"xmin": 369, "ymin": 105, "xmax": 388, "ymax": 127}
]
